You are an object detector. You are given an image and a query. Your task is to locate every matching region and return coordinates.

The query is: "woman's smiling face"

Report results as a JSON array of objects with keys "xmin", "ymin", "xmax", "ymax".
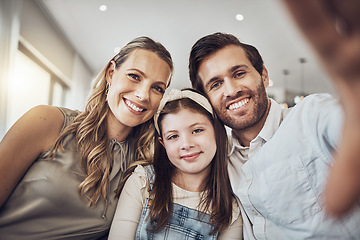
[{"xmin": 106, "ymin": 49, "xmax": 171, "ymax": 134}]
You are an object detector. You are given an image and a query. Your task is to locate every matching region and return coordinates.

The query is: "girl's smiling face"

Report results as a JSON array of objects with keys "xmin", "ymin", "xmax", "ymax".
[{"xmin": 160, "ymin": 107, "xmax": 216, "ymax": 184}]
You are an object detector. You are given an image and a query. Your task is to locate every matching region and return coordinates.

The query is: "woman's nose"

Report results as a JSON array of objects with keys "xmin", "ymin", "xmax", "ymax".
[{"xmin": 134, "ymin": 83, "xmax": 150, "ymax": 101}]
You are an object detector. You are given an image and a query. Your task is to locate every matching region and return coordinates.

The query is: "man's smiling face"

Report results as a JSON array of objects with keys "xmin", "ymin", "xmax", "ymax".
[{"xmin": 198, "ymin": 45, "xmax": 269, "ymax": 132}]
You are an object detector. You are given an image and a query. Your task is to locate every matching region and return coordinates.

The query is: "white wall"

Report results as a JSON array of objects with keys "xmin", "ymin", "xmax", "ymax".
[{"xmin": 0, "ymin": 0, "xmax": 94, "ymax": 140}]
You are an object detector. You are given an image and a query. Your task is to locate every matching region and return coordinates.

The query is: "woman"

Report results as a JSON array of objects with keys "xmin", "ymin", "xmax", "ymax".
[
  {"xmin": 109, "ymin": 88, "xmax": 242, "ymax": 239},
  {"xmin": 0, "ymin": 36, "xmax": 173, "ymax": 239}
]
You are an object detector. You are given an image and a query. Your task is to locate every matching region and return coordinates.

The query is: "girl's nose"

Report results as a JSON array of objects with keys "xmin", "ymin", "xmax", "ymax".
[{"xmin": 180, "ymin": 135, "xmax": 194, "ymax": 150}]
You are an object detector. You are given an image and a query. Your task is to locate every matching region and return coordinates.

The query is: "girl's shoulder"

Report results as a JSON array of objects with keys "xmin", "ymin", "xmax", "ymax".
[
  {"xmin": 129, "ymin": 165, "xmax": 152, "ymax": 196},
  {"xmin": 133, "ymin": 165, "xmax": 147, "ymax": 178}
]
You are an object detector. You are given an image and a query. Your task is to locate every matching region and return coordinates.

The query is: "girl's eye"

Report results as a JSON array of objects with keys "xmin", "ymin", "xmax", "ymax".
[
  {"xmin": 153, "ymin": 85, "xmax": 165, "ymax": 94},
  {"xmin": 193, "ymin": 128, "xmax": 204, "ymax": 134},
  {"xmin": 167, "ymin": 134, "xmax": 178, "ymax": 140},
  {"xmin": 128, "ymin": 73, "xmax": 140, "ymax": 81}
]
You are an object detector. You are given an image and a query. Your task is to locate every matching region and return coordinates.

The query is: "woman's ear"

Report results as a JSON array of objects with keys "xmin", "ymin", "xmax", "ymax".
[
  {"xmin": 158, "ymin": 137, "xmax": 165, "ymax": 147},
  {"xmin": 106, "ymin": 60, "xmax": 116, "ymax": 83}
]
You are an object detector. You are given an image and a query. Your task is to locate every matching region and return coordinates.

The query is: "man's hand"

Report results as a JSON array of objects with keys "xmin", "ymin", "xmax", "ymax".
[{"xmin": 281, "ymin": 0, "xmax": 360, "ymax": 217}]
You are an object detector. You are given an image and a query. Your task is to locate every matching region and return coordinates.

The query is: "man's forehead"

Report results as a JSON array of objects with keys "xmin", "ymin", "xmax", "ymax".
[{"xmin": 199, "ymin": 46, "xmax": 251, "ymax": 77}]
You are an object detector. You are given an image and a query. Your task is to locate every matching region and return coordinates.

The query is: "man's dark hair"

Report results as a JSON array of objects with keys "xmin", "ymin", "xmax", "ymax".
[{"xmin": 189, "ymin": 32, "xmax": 264, "ymax": 94}]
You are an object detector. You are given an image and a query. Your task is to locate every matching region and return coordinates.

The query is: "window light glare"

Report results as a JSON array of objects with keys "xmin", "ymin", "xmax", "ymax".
[
  {"xmin": 236, "ymin": 14, "xmax": 244, "ymax": 21},
  {"xmin": 99, "ymin": 5, "xmax": 107, "ymax": 12}
]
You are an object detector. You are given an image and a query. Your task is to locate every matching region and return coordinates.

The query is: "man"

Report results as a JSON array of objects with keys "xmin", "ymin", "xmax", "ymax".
[{"xmin": 188, "ymin": 31, "xmax": 360, "ymax": 239}]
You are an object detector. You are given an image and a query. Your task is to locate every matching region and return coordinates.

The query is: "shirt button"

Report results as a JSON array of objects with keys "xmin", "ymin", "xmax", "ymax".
[
  {"xmin": 252, "ymin": 210, "xmax": 258, "ymax": 216},
  {"xmin": 246, "ymin": 179, "xmax": 251, "ymax": 183}
]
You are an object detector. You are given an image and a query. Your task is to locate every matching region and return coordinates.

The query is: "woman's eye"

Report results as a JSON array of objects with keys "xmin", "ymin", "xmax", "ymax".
[
  {"xmin": 128, "ymin": 73, "xmax": 140, "ymax": 81},
  {"xmin": 153, "ymin": 85, "xmax": 165, "ymax": 94}
]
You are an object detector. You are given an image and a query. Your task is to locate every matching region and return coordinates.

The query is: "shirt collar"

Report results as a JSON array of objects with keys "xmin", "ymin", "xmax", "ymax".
[{"xmin": 229, "ymin": 98, "xmax": 283, "ymax": 155}]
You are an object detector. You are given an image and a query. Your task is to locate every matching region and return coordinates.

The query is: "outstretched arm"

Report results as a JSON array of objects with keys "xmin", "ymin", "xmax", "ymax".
[{"xmin": 281, "ymin": 0, "xmax": 360, "ymax": 217}]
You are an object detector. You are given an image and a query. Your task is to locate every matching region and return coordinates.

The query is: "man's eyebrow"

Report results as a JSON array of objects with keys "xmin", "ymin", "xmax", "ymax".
[
  {"xmin": 230, "ymin": 64, "xmax": 250, "ymax": 73},
  {"xmin": 205, "ymin": 76, "xmax": 220, "ymax": 90}
]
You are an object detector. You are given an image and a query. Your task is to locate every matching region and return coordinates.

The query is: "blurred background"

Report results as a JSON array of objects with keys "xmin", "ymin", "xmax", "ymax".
[{"xmin": 0, "ymin": 0, "xmax": 337, "ymax": 140}]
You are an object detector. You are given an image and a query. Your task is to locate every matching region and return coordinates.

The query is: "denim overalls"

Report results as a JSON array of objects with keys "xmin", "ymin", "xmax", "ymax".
[{"xmin": 135, "ymin": 165, "xmax": 217, "ymax": 240}]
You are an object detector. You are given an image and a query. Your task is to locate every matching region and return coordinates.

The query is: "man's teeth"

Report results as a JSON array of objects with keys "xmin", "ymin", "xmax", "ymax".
[
  {"xmin": 229, "ymin": 98, "xmax": 249, "ymax": 110},
  {"xmin": 125, "ymin": 100, "xmax": 144, "ymax": 112}
]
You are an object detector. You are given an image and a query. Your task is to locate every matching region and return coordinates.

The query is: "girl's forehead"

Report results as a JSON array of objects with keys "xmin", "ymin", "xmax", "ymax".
[{"xmin": 160, "ymin": 107, "xmax": 211, "ymax": 129}]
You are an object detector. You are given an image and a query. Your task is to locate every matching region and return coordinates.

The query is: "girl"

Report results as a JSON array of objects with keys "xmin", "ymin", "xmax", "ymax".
[
  {"xmin": 109, "ymin": 88, "xmax": 242, "ymax": 239},
  {"xmin": 0, "ymin": 36, "xmax": 173, "ymax": 239}
]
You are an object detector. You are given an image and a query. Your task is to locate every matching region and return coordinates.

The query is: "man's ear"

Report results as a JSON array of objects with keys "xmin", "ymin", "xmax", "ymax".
[
  {"xmin": 261, "ymin": 66, "xmax": 270, "ymax": 88},
  {"xmin": 158, "ymin": 137, "xmax": 165, "ymax": 147},
  {"xmin": 106, "ymin": 60, "xmax": 116, "ymax": 84}
]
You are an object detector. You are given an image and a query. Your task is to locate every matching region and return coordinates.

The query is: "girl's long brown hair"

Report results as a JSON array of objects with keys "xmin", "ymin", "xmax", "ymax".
[
  {"xmin": 149, "ymin": 91, "xmax": 233, "ymax": 234},
  {"xmin": 47, "ymin": 36, "xmax": 173, "ymax": 207}
]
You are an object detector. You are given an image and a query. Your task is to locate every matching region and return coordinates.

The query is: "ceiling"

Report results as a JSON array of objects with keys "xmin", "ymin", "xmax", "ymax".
[{"xmin": 38, "ymin": 0, "xmax": 336, "ymax": 98}]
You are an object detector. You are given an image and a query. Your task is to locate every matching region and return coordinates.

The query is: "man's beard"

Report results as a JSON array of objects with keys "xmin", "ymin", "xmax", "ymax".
[{"xmin": 218, "ymin": 81, "xmax": 269, "ymax": 131}]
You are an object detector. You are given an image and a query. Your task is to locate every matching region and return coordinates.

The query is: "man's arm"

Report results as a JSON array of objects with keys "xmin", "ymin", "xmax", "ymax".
[{"xmin": 281, "ymin": 0, "xmax": 360, "ymax": 217}]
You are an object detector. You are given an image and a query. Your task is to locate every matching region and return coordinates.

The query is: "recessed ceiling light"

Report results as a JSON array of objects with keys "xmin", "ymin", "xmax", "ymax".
[
  {"xmin": 99, "ymin": 5, "xmax": 107, "ymax": 12},
  {"xmin": 236, "ymin": 14, "xmax": 244, "ymax": 21}
]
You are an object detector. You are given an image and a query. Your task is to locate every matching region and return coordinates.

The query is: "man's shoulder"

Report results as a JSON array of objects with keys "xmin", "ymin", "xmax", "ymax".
[
  {"xmin": 282, "ymin": 93, "xmax": 338, "ymax": 117},
  {"xmin": 298, "ymin": 93, "xmax": 337, "ymax": 106},
  {"xmin": 277, "ymin": 93, "xmax": 342, "ymax": 135}
]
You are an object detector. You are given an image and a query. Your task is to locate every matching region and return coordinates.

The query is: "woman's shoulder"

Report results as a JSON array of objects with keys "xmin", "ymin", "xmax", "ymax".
[
  {"xmin": 57, "ymin": 107, "xmax": 81, "ymax": 118},
  {"xmin": 1, "ymin": 105, "xmax": 66, "ymax": 160},
  {"xmin": 57, "ymin": 107, "xmax": 82, "ymax": 129},
  {"xmin": 28, "ymin": 105, "xmax": 64, "ymax": 120},
  {"xmin": 22, "ymin": 105, "xmax": 65, "ymax": 137}
]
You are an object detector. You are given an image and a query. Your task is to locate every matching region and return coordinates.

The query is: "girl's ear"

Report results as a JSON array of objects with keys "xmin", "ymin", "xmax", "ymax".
[{"xmin": 158, "ymin": 137, "xmax": 165, "ymax": 147}]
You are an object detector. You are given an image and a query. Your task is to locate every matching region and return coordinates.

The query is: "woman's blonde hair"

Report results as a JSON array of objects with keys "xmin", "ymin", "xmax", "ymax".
[{"xmin": 48, "ymin": 36, "xmax": 173, "ymax": 207}]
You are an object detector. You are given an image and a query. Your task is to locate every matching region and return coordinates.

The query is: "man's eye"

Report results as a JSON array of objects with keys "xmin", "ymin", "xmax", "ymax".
[
  {"xmin": 210, "ymin": 82, "xmax": 221, "ymax": 90},
  {"xmin": 235, "ymin": 71, "xmax": 245, "ymax": 78}
]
